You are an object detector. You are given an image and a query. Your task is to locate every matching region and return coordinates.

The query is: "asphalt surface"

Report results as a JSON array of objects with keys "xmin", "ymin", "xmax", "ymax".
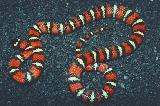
[{"xmin": 0, "ymin": 0, "xmax": 160, "ymax": 106}]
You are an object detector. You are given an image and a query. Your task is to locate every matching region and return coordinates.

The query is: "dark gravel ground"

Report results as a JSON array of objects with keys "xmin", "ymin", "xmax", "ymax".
[{"xmin": 0, "ymin": 0, "xmax": 160, "ymax": 106}]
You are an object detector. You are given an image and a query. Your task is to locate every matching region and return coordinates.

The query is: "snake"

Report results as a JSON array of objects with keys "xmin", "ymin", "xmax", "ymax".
[{"xmin": 8, "ymin": 3, "xmax": 146, "ymax": 103}]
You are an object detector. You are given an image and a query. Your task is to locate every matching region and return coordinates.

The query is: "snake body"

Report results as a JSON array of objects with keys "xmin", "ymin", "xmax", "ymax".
[{"xmin": 8, "ymin": 3, "xmax": 146, "ymax": 103}]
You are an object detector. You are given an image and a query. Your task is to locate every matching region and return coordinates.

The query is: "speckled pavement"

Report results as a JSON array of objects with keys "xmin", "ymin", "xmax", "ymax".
[{"xmin": 0, "ymin": 0, "xmax": 160, "ymax": 106}]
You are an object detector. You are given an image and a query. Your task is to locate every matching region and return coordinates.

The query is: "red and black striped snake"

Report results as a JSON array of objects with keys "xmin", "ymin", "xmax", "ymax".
[{"xmin": 8, "ymin": 3, "xmax": 146, "ymax": 103}]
